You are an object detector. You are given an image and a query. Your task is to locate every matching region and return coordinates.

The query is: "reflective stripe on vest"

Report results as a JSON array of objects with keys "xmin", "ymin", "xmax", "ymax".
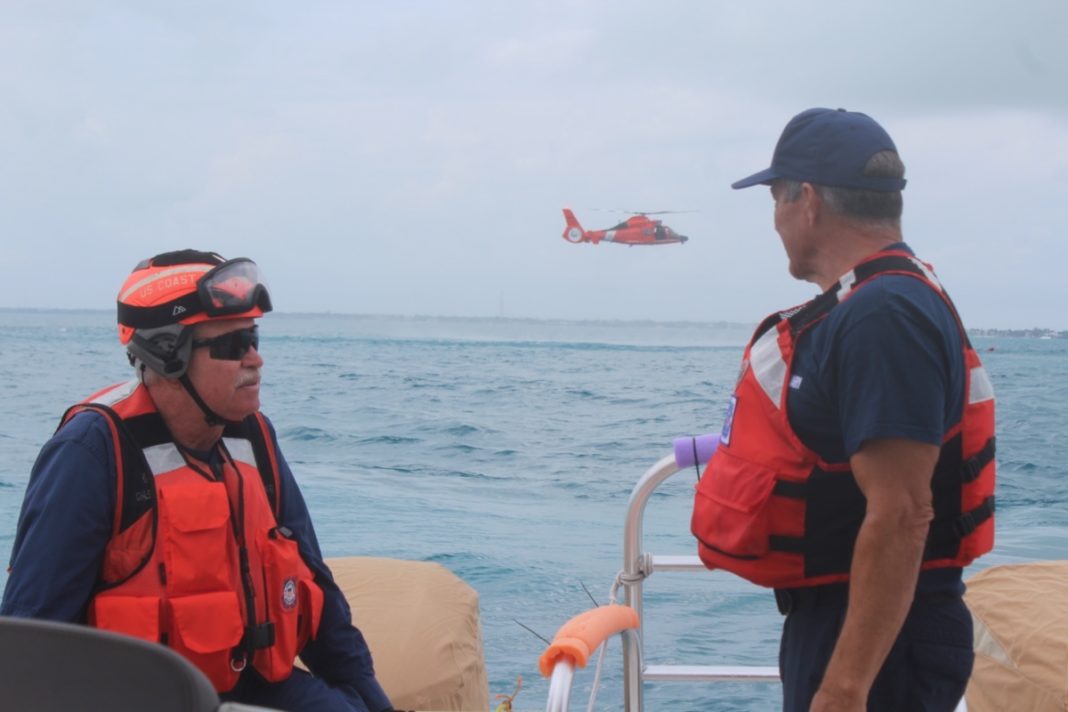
[
  {"xmin": 751, "ymin": 327, "xmax": 788, "ymax": 408},
  {"xmin": 970, "ymin": 366, "xmax": 995, "ymax": 405},
  {"xmin": 143, "ymin": 438, "xmax": 257, "ymax": 477}
]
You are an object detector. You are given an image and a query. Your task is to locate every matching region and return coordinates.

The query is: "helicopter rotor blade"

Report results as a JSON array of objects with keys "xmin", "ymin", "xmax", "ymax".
[{"xmin": 627, "ymin": 209, "xmax": 698, "ymax": 215}]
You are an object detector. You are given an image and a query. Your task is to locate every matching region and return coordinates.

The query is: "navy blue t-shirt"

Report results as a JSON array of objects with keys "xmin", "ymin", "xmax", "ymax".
[{"xmin": 784, "ymin": 243, "xmax": 966, "ymax": 593}]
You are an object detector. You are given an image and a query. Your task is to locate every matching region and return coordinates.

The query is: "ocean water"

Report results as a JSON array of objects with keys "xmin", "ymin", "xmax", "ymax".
[{"xmin": 1, "ymin": 309, "xmax": 1065, "ymax": 711}]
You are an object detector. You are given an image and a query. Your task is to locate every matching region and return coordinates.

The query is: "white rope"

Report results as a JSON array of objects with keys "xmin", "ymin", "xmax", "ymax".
[
  {"xmin": 585, "ymin": 638, "xmax": 609, "ymax": 712},
  {"xmin": 609, "ymin": 570, "xmax": 625, "ymax": 604},
  {"xmin": 578, "ymin": 570, "xmax": 630, "ymax": 711}
]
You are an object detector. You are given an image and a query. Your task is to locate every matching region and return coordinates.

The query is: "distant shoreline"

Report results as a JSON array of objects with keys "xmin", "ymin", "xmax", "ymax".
[
  {"xmin": 969, "ymin": 328, "xmax": 1066, "ymax": 339},
  {"xmin": 0, "ymin": 307, "xmax": 1064, "ymax": 337}
]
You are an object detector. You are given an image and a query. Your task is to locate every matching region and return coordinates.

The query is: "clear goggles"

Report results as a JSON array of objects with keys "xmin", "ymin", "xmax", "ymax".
[{"xmin": 196, "ymin": 258, "xmax": 273, "ymax": 317}]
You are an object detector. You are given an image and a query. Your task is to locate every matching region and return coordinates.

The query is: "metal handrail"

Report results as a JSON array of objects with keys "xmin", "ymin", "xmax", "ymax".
[
  {"xmin": 544, "ymin": 438, "xmax": 969, "ymax": 712},
  {"xmin": 619, "ymin": 450, "xmax": 779, "ymax": 712}
]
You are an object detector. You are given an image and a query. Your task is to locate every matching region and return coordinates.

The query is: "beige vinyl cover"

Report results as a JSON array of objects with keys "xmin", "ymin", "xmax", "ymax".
[
  {"xmin": 964, "ymin": 561, "xmax": 1068, "ymax": 712},
  {"xmin": 325, "ymin": 556, "xmax": 489, "ymax": 712}
]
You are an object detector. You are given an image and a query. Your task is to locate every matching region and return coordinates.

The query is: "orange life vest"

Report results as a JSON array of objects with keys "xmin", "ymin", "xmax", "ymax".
[
  {"xmin": 691, "ymin": 252, "xmax": 996, "ymax": 589},
  {"xmin": 62, "ymin": 379, "xmax": 324, "ymax": 692}
]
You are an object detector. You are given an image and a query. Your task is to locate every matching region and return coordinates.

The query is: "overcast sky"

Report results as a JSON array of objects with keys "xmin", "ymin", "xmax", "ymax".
[{"xmin": 2, "ymin": 1, "xmax": 1066, "ymax": 329}]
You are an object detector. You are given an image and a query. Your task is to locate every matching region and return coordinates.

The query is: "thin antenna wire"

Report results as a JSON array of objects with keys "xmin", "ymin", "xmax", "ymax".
[
  {"xmin": 512, "ymin": 618, "xmax": 551, "ymax": 646},
  {"xmin": 693, "ymin": 437, "xmax": 701, "ymax": 481},
  {"xmin": 580, "ymin": 580, "xmax": 600, "ymax": 607}
]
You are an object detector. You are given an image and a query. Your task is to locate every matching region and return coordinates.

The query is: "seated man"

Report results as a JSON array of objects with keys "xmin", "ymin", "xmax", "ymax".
[{"xmin": 2, "ymin": 250, "xmax": 394, "ymax": 712}]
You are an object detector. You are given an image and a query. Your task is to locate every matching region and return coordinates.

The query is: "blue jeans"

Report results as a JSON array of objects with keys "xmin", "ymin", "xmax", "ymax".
[
  {"xmin": 779, "ymin": 593, "xmax": 973, "ymax": 712},
  {"xmin": 220, "ymin": 668, "xmax": 371, "ymax": 712}
]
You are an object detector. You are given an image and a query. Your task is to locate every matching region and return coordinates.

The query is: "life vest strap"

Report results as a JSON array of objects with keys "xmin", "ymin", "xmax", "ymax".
[
  {"xmin": 242, "ymin": 413, "xmax": 281, "ymax": 516},
  {"xmin": 786, "ymin": 289, "xmax": 840, "ymax": 337},
  {"xmin": 244, "ymin": 621, "xmax": 276, "ymax": 650},
  {"xmin": 952, "ymin": 496, "xmax": 995, "ymax": 538},
  {"xmin": 771, "ymin": 496, "xmax": 996, "ymax": 558},
  {"xmin": 786, "ymin": 254, "xmax": 931, "ymax": 337},
  {"xmin": 772, "ymin": 480, "xmax": 806, "ymax": 499},
  {"xmin": 961, "ymin": 437, "xmax": 996, "ymax": 483},
  {"xmin": 769, "ymin": 535, "xmax": 805, "ymax": 554},
  {"xmin": 61, "ymin": 402, "xmax": 158, "ymax": 533}
]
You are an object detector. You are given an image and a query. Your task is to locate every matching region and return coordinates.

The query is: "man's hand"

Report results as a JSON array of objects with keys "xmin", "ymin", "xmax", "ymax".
[{"xmin": 809, "ymin": 437, "xmax": 939, "ymax": 712}]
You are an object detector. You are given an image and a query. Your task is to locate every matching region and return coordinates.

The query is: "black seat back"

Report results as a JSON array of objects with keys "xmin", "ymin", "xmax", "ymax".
[{"xmin": 0, "ymin": 616, "xmax": 220, "ymax": 712}]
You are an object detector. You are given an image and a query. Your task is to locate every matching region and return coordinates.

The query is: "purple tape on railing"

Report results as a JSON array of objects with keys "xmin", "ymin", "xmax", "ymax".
[{"xmin": 672, "ymin": 433, "xmax": 721, "ymax": 470}]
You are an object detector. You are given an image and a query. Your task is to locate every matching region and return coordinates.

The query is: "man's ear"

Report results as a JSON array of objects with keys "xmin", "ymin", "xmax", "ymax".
[{"xmin": 800, "ymin": 182, "xmax": 822, "ymax": 226}]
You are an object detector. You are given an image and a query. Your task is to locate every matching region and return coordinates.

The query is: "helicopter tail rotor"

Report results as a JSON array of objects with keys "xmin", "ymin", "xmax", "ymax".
[{"xmin": 562, "ymin": 208, "xmax": 586, "ymax": 243}]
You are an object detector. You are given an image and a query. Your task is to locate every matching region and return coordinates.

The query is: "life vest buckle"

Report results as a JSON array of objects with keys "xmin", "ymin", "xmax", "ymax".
[{"xmin": 246, "ymin": 621, "xmax": 276, "ymax": 650}]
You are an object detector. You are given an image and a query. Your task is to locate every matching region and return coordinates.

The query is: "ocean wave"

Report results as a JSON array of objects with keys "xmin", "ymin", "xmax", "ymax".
[
  {"xmin": 281, "ymin": 425, "xmax": 338, "ymax": 442},
  {"xmin": 426, "ymin": 468, "xmax": 505, "ymax": 482},
  {"xmin": 355, "ymin": 435, "xmax": 421, "ymax": 446},
  {"xmin": 424, "ymin": 551, "xmax": 521, "ymax": 585}
]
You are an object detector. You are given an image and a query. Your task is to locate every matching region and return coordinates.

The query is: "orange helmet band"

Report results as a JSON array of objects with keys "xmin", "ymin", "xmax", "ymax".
[{"xmin": 117, "ymin": 255, "xmax": 271, "ymax": 336}]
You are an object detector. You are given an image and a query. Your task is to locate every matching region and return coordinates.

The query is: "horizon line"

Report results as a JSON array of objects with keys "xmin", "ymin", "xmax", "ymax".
[{"xmin": 0, "ymin": 306, "xmax": 1062, "ymax": 335}]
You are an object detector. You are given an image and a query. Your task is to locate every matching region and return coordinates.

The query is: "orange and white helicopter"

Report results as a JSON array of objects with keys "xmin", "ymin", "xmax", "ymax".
[{"xmin": 561, "ymin": 208, "xmax": 689, "ymax": 246}]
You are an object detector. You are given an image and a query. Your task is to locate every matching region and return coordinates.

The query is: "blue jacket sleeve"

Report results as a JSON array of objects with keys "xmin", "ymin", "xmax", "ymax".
[
  {"xmin": 263, "ymin": 417, "xmax": 393, "ymax": 712},
  {"xmin": 1, "ymin": 412, "xmax": 115, "ymax": 620}
]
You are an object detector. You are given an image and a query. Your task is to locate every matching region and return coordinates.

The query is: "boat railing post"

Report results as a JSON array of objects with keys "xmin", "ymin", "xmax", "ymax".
[{"xmin": 621, "ymin": 454, "xmax": 682, "ymax": 712}]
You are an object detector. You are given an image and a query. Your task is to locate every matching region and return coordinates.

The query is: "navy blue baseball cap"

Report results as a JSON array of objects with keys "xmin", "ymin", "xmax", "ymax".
[{"xmin": 731, "ymin": 108, "xmax": 906, "ymax": 192}]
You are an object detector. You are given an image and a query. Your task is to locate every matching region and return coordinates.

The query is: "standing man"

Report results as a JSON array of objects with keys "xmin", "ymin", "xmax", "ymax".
[
  {"xmin": 691, "ymin": 109, "xmax": 995, "ymax": 711},
  {"xmin": 2, "ymin": 250, "xmax": 394, "ymax": 712}
]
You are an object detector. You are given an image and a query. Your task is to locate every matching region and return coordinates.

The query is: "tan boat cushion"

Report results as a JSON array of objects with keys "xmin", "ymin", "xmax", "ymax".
[
  {"xmin": 964, "ymin": 561, "xmax": 1068, "ymax": 712},
  {"xmin": 323, "ymin": 556, "xmax": 489, "ymax": 712}
]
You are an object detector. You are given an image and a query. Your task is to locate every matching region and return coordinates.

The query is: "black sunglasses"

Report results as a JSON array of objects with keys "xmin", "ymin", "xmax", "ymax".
[{"xmin": 192, "ymin": 326, "xmax": 259, "ymax": 361}]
